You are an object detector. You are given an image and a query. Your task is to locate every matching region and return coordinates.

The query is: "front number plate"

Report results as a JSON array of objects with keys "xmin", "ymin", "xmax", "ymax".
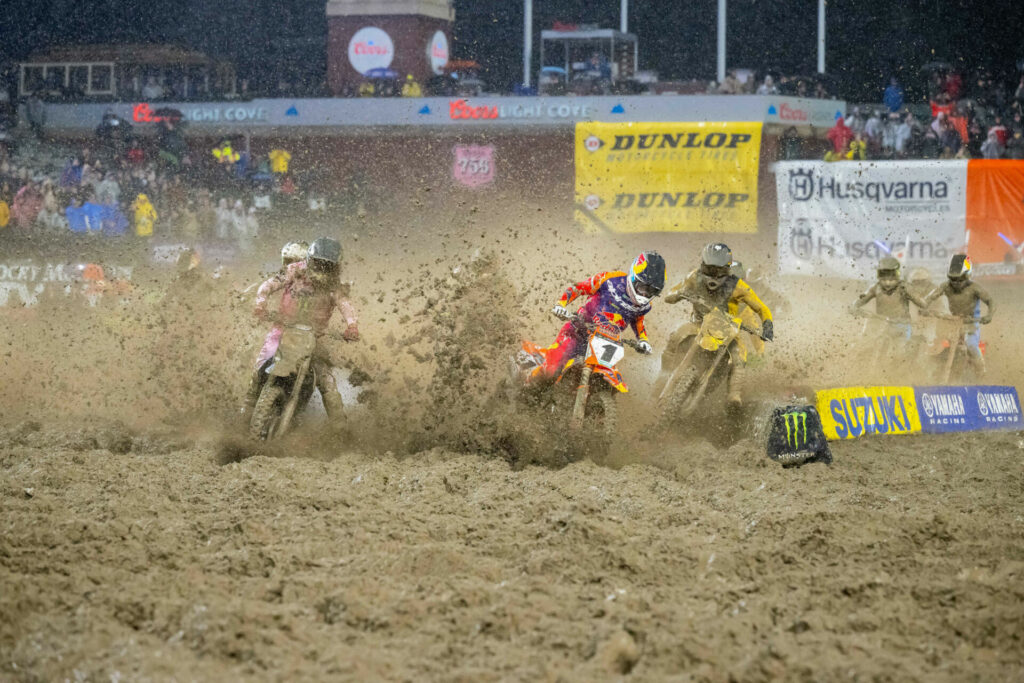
[{"xmin": 589, "ymin": 337, "xmax": 625, "ymax": 368}]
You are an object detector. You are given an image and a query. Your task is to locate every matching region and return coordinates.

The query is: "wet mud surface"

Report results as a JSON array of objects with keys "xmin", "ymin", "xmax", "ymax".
[
  {"xmin": 2, "ymin": 203, "xmax": 1024, "ymax": 680},
  {"xmin": 2, "ymin": 425, "xmax": 1023, "ymax": 681}
]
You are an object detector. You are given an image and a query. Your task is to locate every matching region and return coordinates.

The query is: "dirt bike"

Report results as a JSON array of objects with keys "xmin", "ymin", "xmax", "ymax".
[
  {"xmin": 850, "ymin": 308, "xmax": 920, "ymax": 366},
  {"xmin": 249, "ymin": 322, "xmax": 319, "ymax": 440},
  {"xmin": 926, "ymin": 314, "xmax": 984, "ymax": 384},
  {"xmin": 513, "ymin": 310, "xmax": 646, "ymax": 435},
  {"xmin": 658, "ymin": 297, "xmax": 763, "ymax": 422}
]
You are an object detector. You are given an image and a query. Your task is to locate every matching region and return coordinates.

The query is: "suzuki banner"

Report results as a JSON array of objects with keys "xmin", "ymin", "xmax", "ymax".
[
  {"xmin": 776, "ymin": 160, "xmax": 968, "ymax": 278},
  {"xmin": 816, "ymin": 384, "xmax": 1021, "ymax": 441},
  {"xmin": 575, "ymin": 122, "xmax": 763, "ymax": 233}
]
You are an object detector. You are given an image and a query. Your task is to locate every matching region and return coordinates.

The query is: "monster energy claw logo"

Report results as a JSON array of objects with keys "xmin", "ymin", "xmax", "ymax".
[{"xmin": 785, "ymin": 411, "xmax": 808, "ymax": 450}]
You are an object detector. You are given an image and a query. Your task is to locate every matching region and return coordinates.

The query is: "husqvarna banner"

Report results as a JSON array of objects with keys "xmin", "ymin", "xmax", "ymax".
[
  {"xmin": 776, "ymin": 160, "xmax": 968, "ymax": 278},
  {"xmin": 575, "ymin": 122, "xmax": 763, "ymax": 233},
  {"xmin": 816, "ymin": 384, "xmax": 1021, "ymax": 441}
]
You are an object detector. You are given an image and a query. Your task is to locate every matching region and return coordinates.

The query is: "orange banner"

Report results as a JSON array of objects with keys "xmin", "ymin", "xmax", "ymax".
[{"xmin": 966, "ymin": 160, "xmax": 1024, "ymax": 265}]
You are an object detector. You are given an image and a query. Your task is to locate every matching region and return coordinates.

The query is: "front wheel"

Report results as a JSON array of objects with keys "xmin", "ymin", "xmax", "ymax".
[
  {"xmin": 660, "ymin": 362, "xmax": 702, "ymax": 426},
  {"xmin": 594, "ymin": 392, "xmax": 617, "ymax": 440},
  {"xmin": 250, "ymin": 381, "xmax": 285, "ymax": 440}
]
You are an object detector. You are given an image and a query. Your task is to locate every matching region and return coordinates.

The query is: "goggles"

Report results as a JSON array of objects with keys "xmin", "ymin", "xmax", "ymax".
[
  {"xmin": 634, "ymin": 281, "xmax": 662, "ymax": 299},
  {"xmin": 701, "ymin": 264, "xmax": 730, "ymax": 279}
]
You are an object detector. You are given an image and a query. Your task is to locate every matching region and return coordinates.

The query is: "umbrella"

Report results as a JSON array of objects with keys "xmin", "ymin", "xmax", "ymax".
[
  {"xmin": 540, "ymin": 66, "xmax": 567, "ymax": 75},
  {"xmin": 153, "ymin": 107, "xmax": 185, "ymax": 125},
  {"xmin": 365, "ymin": 68, "xmax": 398, "ymax": 80}
]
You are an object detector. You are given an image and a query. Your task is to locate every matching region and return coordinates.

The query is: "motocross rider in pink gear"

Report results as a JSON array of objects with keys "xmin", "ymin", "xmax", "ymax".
[{"xmin": 242, "ymin": 238, "xmax": 358, "ymax": 419}]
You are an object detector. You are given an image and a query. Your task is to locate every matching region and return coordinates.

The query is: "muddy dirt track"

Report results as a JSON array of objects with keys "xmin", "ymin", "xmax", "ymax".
[{"xmin": 2, "ymin": 199, "xmax": 1024, "ymax": 680}]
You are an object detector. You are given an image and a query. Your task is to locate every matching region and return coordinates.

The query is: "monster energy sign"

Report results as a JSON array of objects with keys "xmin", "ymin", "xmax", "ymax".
[
  {"xmin": 784, "ymin": 411, "xmax": 809, "ymax": 450},
  {"xmin": 765, "ymin": 405, "xmax": 832, "ymax": 467}
]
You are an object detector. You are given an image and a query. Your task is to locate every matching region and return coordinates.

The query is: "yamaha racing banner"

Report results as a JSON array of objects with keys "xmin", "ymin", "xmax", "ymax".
[
  {"xmin": 575, "ymin": 122, "xmax": 763, "ymax": 233},
  {"xmin": 776, "ymin": 160, "xmax": 968, "ymax": 278},
  {"xmin": 914, "ymin": 385, "xmax": 1021, "ymax": 433}
]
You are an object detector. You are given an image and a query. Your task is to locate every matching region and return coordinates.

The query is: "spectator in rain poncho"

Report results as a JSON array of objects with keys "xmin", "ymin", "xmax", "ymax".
[
  {"xmin": 132, "ymin": 193, "xmax": 157, "ymax": 237},
  {"xmin": 12, "ymin": 181, "xmax": 43, "ymax": 229},
  {"xmin": 981, "ymin": 129, "xmax": 1004, "ymax": 159},
  {"xmin": 826, "ymin": 117, "xmax": 854, "ymax": 160}
]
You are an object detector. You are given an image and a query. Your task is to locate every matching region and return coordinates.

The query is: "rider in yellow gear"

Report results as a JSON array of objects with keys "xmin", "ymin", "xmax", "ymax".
[{"xmin": 655, "ymin": 243, "xmax": 773, "ymax": 406}]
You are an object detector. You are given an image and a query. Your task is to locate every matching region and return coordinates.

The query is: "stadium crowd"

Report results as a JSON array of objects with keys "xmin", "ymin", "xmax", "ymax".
[
  {"xmin": 820, "ymin": 71, "xmax": 1024, "ymax": 161},
  {"xmin": 0, "ymin": 115, "xmax": 325, "ymax": 243}
]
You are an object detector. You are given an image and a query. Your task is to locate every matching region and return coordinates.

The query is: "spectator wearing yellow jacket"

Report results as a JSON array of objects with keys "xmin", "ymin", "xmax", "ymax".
[
  {"xmin": 401, "ymin": 74, "xmax": 423, "ymax": 97},
  {"xmin": 212, "ymin": 139, "xmax": 239, "ymax": 165},
  {"xmin": 133, "ymin": 193, "xmax": 157, "ymax": 237},
  {"xmin": 269, "ymin": 148, "xmax": 292, "ymax": 174}
]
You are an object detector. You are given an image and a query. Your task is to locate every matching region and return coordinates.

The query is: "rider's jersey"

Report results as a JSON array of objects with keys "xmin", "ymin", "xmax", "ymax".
[
  {"xmin": 665, "ymin": 269, "xmax": 773, "ymax": 323},
  {"xmin": 558, "ymin": 270, "xmax": 651, "ymax": 340},
  {"xmin": 254, "ymin": 261, "xmax": 357, "ymax": 334},
  {"xmin": 854, "ymin": 281, "xmax": 928, "ymax": 321},
  {"xmin": 924, "ymin": 280, "xmax": 994, "ymax": 320}
]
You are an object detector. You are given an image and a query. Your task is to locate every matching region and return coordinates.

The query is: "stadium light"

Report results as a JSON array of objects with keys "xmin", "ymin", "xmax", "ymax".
[
  {"xmin": 818, "ymin": 0, "xmax": 826, "ymax": 74},
  {"xmin": 717, "ymin": 0, "xmax": 726, "ymax": 83},
  {"xmin": 524, "ymin": 0, "xmax": 533, "ymax": 87}
]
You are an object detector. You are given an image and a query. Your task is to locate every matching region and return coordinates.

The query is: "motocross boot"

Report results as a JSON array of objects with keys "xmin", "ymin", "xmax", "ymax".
[
  {"xmin": 727, "ymin": 362, "xmax": 746, "ymax": 407},
  {"xmin": 241, "ymin": 369, "xmax": 264, "ymax": 417},
  {"xmin": 313, "ymin": 359, "xmax": 346, "ymax": 419}
]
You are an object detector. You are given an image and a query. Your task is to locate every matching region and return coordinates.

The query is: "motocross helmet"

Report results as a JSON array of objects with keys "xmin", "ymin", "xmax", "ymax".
[
  {"xmin": 625, "ymin": 251, "xmax": 666, "ymax": 306},
  {"xmin": 281, "ymin": 241, "xmax": 309, "ymax": 267},
  {"xmin": 308, "ymin": 237, "xmax": 341, "ymax": 284},
  {"xmin": 908, "ymin": 267, "xmax": 932, "ymax": 284},
  {"xmin": 700, "ymin": 243, "xmax": 733, "ymax": 291},
  {"xmin": 877, "ymin": 256, "xmax": 901, "ymax": 292},
  {"xmin": 947, "ymin": 254, "xmax": 972, "ymax": 292}
]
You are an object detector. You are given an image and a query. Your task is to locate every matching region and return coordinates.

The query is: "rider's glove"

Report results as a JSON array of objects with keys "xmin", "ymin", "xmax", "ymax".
[
  {"xmin": 761, "ymin": 319, "xmax": 774, "ymax": 341},
  {"xmin": 342, "ymin": 324, "xmax": 360, "ymax": 341},
  {"xmin": 551, "ymin": 305, "xmax": 568, "ymax": 319},
  {"xmin": 980, "ymin": 315, "xmax": 992, "ymax": 325},
  {"xmin": 636, "ymin": 340, "xmax": 652, "ymax": 355}
]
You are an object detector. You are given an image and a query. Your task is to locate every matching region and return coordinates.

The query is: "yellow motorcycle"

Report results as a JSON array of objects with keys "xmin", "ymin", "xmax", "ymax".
[{"xmin": 658, "ymin": 301, "xmax": 762, "ymax": 422}]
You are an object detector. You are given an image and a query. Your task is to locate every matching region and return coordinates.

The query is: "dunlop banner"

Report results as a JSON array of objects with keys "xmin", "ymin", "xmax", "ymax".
[
  {"xmin": 575, "ymin": 122, "xmax": 763, "ymax": 233},
  {"xmin": 815, "ymin": 386, "xmax": 922, "ymax": 440}
]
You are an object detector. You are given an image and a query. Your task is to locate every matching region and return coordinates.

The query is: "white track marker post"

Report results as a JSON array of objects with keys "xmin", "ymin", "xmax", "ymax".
[{"xmin": 621, "ymin": 0, "xmax": 628, "ymax": 32}]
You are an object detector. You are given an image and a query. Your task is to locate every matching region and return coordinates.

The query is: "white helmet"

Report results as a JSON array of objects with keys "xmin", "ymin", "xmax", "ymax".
[{"xmin": 281, "ymin": 241, "xmax": 309, "ymax": 267}]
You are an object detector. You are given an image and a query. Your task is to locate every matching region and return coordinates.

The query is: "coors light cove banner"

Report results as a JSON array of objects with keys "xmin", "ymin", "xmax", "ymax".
[{"xmin": 776, "ymin": 160, "xmax": 968, "ymax": 278}]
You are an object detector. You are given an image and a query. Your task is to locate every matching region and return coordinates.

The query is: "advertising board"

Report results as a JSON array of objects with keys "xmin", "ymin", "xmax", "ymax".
[
  {"xmin": 776, "ymin": 160, "xmax": 967, "ymax": 278},
  {"xmin": 575, "ymin": 121, "xmax": 763, "ymax": 233}
]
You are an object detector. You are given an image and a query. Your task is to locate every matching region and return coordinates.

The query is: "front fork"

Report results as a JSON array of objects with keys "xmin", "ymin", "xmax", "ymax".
[
  {"xmin": 571, "ymin": 365, "xmax": 593, "ymax": 428},
  {"xmin": 276, "ymin": 357, "xmax": 311, "ymax": 437}
]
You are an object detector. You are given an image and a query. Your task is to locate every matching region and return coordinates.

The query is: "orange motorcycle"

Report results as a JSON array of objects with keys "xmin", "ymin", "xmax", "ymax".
[{"xmin": 513, "ymin": 311, "xmax": 645, "ymax": 435}]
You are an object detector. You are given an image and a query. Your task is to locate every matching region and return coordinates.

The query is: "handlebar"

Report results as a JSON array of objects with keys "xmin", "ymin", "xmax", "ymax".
[
  {"xmin": 671, "ymin": 293, "xmax": 767, "ymax": 340},
  {"xmin": 553, "ymin": 310, "xmax": 645, "ymax": 352}
]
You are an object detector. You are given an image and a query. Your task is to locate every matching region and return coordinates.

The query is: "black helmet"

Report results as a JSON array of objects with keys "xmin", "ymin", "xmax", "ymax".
[
  {"xmin": 308, "ymin": 237, "xmax": 341, "ymax": 281},
  {"xmin": 947, "ymin": 254, "xmax": 972, "ymax": 291},
  {"xmin": 877, "ymin": 256, "xmax": 901, "ymax": 290},
  {"xmin": 700, "ymin": 243, "xmax": 733, "ymax": 290},
  {"xmin": 626, "ymin": 251, "xmax": 666, "ymax": 306}
]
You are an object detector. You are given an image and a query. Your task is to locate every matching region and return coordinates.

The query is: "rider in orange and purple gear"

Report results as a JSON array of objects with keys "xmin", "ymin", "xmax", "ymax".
[{"xmin": 529, "ymin": 252, "xmax": 665, "ymax": 381}]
